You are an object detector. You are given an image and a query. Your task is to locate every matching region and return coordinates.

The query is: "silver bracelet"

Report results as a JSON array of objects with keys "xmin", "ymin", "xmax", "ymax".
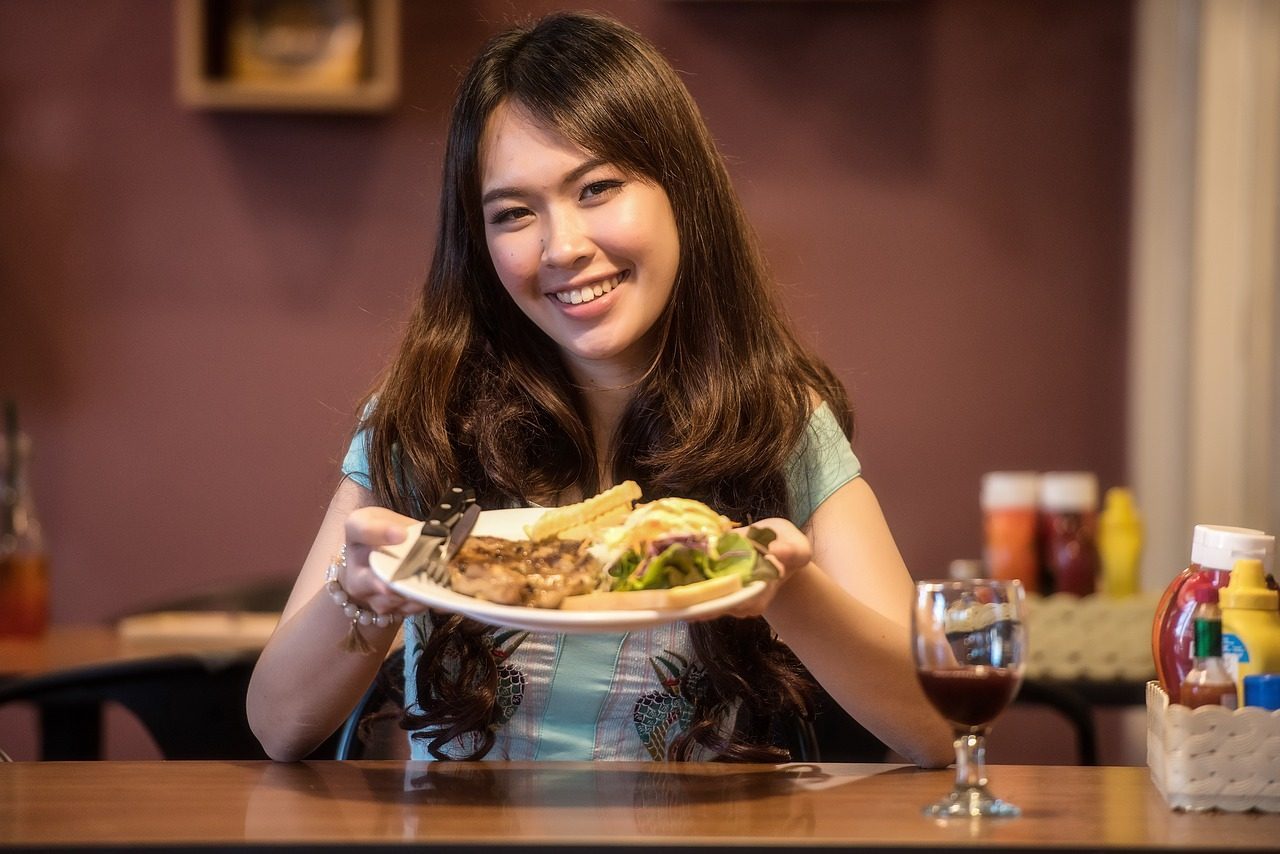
[{"xmin": 326, "ymin": 545, "xmax": 399, "ymax": 652}]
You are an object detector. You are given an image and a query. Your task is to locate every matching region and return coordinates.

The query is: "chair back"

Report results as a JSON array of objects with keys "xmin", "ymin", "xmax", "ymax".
[
  {"xmin": 0, "ymin": 652, "xmax": 267, "ymax": 760},
  {"xmin": 335, "ymin": 646, "xmax": 407, "ymax": 759}
]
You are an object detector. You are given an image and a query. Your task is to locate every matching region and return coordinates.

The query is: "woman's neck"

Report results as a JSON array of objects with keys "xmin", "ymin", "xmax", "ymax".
[{"xmin": 564, "ymin": 359, "xmax": 647, "ymax": 489}]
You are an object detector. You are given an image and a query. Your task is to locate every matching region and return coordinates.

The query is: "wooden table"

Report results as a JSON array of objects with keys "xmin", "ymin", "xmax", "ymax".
[
  {"xmin": 0, "ymin": 617, "xmax": 276, "ymax": 678},
  {"xmin": 0, "ymin": 761, "xmax": 1274, "ymax": 852}
]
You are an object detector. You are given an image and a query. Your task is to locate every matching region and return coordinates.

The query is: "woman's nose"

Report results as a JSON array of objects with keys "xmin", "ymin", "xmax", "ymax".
[{"xmin": 540, "ymin": 211, "xmax": 592, "ymax": 269}]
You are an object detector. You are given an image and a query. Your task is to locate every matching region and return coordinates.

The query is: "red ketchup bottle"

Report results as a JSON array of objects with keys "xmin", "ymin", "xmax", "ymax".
[
  {"xmin": 1037, "ymin": 472, "xmax": 1099, "ymax": 596},
  {"xmin": 1152, "ymin": 525, "xmax": 1275, "ymax": 701}
]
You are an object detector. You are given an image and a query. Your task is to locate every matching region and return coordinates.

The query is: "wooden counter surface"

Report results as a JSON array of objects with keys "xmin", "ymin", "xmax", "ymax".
[
  {"xmin": 0, "ymin": 760, "xmax": 1275, "ymax": 852},
  {"xmin": 0, "ymin": 617, "xmax": 275, "ymax": 679}
]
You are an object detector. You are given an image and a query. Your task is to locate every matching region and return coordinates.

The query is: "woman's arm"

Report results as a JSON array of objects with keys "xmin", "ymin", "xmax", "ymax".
[
  {"xmin": 246, "ymin": 478, "xmax": 423, "ymax": 761},
  {"xmin": 762, "ymin": 477, "xmax": 955, "ymax": 768}
]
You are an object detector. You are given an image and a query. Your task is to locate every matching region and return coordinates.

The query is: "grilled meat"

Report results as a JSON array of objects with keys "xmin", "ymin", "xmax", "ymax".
[{"xmin": 448, "ymin": 536, "xmax": 603, "ymax": 608}]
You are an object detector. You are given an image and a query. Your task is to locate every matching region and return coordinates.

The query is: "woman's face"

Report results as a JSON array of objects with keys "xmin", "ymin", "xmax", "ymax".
[{"xmin": 479, "ymin": 102, "xmax": 680, "ymax": 384}]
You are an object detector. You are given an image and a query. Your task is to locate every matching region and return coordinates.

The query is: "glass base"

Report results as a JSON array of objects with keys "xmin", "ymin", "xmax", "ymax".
[{"xmin": 923, "ymin": 785, "xmax": 1021, "ymax": 819}]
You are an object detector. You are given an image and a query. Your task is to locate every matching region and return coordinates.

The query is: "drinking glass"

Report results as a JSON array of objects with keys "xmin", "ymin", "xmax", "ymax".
[{"xmin": 912, "ymin": 578, "xmax": 1026, "ymax": 818}]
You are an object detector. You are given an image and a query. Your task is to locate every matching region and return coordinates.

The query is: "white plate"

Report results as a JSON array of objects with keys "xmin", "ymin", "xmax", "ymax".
[{"xmin": 368, "ymin": 507, "xmax": 766, "ymax": 634}]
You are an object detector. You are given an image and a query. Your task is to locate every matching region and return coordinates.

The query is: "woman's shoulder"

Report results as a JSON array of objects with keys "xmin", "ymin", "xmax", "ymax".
[{"xmin": 785, "ymin": 392, "xmax": 860, "ymax": 527}]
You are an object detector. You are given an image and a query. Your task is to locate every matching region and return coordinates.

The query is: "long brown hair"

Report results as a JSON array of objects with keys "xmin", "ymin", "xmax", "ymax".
[{"xmin": 361, "ymin": 11, "xmax": 853, "ymax": 761}]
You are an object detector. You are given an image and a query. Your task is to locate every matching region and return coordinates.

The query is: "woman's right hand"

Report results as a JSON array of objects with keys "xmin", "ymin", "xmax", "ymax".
[{"xmin": 338, "ymin": 506, "xmax": 432, "ymax": 618}]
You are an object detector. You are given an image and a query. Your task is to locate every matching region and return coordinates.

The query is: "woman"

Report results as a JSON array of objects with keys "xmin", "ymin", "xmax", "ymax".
[{"xmin": 247, "ymin": 10, "xmax": 952, "ymax": 767}]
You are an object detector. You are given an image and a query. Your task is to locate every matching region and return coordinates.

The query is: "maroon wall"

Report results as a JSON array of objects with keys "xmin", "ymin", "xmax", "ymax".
[{"xmin": 0, "ymin": 0, "xmax": 1130, "ymax": 626}]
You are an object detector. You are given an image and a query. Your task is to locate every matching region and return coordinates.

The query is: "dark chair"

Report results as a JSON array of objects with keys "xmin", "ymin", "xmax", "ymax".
[
  {"xmin": 804, "ymin": 679, "xmax": 1098, "ymax": 766},
  {"xmin": 1016, "ymin": 678, "xmax": 1099, "ymax": 765},
  {"xmin": 0, "ymin": 651, "xmax": 267, "ymax": 760},
  {"xmin": 806, "ymin": 687, "xmax": 892, "ymax": 763},
  {"xmin": 0, "ymin": 649, "xmax": 347, "ymax": 761},
  {"xmin": 335, "ymin": 646, "xmax": 407, "ymax": 760},
  {"xmin": 0, "ymin": 575, "xmax": 327, "ymax": 761}
]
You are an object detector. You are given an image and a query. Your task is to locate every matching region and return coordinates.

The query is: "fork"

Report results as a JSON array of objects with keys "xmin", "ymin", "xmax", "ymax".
[{"xmin": 392, "ymin": 487, "xmax": 479, "ymax": 586}]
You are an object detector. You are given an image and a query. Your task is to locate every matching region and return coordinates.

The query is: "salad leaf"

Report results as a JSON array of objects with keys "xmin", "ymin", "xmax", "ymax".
[
  {"xmin": 710, "ymin": 528, "xmax": 779, "ymax": 583},
  {"xmin": 613, "ymin": 544, "xmax": 712, "ymax": 592},
  {"xmin": 608, "ymin": 549, "xmax": 641, "ymax": 582},
  {"xmin": 608, "ymin": 525, "xmax": 780, "ymax": 592}
]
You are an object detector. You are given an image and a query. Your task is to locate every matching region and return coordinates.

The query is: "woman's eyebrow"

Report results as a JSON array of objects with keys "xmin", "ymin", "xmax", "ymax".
[
  {"xmin": 561, "ymin": 157, "xmax": 609, "ymax": 187},
  {"xmin": 481, "ymin": 158, "xmax": 610, "ymax": 206}
]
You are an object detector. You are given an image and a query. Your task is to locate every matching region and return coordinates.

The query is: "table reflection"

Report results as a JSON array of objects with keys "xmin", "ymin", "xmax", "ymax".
[{"xmin": 243, "ymin": 761, "xmax": 908, "ymax": 843}]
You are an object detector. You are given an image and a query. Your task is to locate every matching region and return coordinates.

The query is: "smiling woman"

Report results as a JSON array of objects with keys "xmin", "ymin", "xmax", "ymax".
[{"xmin": 246, "ymin": 10, "xmax": 954, "ymax": 769}]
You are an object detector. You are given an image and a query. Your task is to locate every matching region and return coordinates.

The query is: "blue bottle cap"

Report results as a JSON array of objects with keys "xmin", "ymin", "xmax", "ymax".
[{"xmin": 1242, "ymin": 674, "xmax": 1280, "ymax": 711}]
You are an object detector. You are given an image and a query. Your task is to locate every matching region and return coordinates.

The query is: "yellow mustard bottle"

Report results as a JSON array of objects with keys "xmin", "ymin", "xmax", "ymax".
[
  {"xmin": 1219, "ymin": 557, "xmax": 1280, "ymax": 697},
  {"xmin": 1097, "ymin": 487, "xmax": 1143, "ymax": 597}
]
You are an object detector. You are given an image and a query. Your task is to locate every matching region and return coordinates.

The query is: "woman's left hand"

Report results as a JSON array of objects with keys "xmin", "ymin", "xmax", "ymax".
[{"xmin": 719, "ymin": 517, "xmax": 812, "ymax": 618}]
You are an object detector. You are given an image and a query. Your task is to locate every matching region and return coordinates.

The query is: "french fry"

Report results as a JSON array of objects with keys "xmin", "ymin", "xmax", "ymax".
[{"xmin": 524, "ymin": 480, "xmax": 642, "ymax": 542}]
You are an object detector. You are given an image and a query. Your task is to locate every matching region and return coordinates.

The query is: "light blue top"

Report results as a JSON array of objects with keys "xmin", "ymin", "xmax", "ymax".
[{"xmin": 341, "ymin": 402, "xmax": 860, "ymax": 760}]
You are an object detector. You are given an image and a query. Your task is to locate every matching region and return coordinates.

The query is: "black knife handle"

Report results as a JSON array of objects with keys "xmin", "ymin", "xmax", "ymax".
[{"xmin": 422, "ymin": 486, "xmax": 476, "ymax": 536}]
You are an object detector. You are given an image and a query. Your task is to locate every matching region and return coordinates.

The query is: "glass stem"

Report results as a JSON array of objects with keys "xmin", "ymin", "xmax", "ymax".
[{"xmin": 953, "ymin": 729, "xmax": 989, "ymax": 792}]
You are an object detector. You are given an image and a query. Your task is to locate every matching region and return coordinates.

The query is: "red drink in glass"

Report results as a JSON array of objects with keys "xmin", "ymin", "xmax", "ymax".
[{"xmin": 916, "ymin": 666, "xmax": 1020, "ymax": 730}]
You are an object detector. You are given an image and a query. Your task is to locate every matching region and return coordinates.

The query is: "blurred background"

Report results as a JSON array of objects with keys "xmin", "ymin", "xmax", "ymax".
[{"xmin": 1, "ymin": 0, "xmax": 1276, "ymax": 760}]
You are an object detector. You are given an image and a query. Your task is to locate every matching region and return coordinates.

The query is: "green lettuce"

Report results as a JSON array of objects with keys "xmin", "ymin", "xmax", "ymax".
[{"xmin": 608, "ymin": 525, "xmax": 779, "ymax": 592}]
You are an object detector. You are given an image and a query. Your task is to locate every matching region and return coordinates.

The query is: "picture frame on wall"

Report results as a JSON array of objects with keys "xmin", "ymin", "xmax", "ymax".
[{"xmin": 175, "ymin": 0, "xmax": 399, "ymax": 113}]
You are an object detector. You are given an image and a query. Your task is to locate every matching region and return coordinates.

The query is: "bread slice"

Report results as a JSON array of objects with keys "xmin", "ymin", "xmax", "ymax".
[{"xmin": 559, "ymin": 574, "xmax": 743, "ymax": 611}]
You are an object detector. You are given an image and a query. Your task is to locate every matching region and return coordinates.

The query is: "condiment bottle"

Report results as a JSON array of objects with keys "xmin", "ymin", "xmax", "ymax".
[
  {"xmin": 1151, "ymin": 525, "xmax": 1275, "ymax": 700},
  {"xmin": 1179, "ymin": 588, "xmax": 1238, "ymax": 709},
  {"xmin": 1219, "ymin": 557, "xmax": 1280, "ymax": 697},
  {"xmin": 1179, "ymin": 587, "xmax": 1239, "ymax": 708},
  {"xmin": 980, "ymin": 471, "xmax": 1039, "ymax": 593},
  {"xmin": 1097, "ymin": 487, "xmax": 1143, "ymax": 597},
  {"xmin": 1037, "ymin": 472, "xmax": 1099, "ymax": 596},
  {"xmin": 0, "ymin": 400, "xmax": 50, "ymax": 636}
]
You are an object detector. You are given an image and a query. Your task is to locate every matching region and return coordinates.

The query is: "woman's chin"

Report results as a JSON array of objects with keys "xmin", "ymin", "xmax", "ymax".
[{"xmin": 556, "ymin": 339, "xmax": 656, "ymax": 385}]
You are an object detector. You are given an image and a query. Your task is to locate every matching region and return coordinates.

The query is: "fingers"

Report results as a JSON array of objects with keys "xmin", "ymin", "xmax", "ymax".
[
  {"xmin": 344, "ymin": 505, "xmax": 414, "ymax": 549},
  {"xmin": 734, "ymin": 517, "xmax": 813, "ymax": 575},
  {"xmin": 712, "ymin": 518, "xmax": 813, "ymax": 620},
  {"xmin": 339, "ymin": 506, "xmax": 428, "ymax": 617}
]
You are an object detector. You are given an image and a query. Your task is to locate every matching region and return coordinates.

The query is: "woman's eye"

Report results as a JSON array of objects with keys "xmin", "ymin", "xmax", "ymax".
[
  {"xmin": 581, "ymin": 179, "xmax": 624, "ymax": 201},
  {"xmin": 489, "ymin": 206, "xmax": 532, "ymax": 225}
]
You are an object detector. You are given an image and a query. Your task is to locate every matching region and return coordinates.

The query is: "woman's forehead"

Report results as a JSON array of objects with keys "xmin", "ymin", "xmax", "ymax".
[{"xmin": 479, "ymin": 102, "xmax": 597, "ymax": 186}]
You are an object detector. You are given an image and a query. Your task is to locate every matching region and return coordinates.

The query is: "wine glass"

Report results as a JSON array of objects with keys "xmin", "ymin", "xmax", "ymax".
[{"xmin": 912, "ymin": 578, "xmax": 1027, "ymax": 818}]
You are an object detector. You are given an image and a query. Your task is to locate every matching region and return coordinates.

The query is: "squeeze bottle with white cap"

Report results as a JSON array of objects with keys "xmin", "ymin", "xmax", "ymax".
[
  {"xmin": 1038, "ymin": 472, "xmax": 1099, "ymax": 596},
  {"xmin": 980, "ymin": 471, "xmax": 1039, "ymax": 592},
  {"xmin": 1152, "ymin": 525, "xmax": 1275, "ymax": 700},
  {"xmin": 1219, "ymin": 557, "xmax": 1280, "ymax": 697}
]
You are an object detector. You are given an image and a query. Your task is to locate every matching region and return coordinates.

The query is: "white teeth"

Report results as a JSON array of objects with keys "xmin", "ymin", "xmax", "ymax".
[{"xmin": 553, "ymin": 273, "xmax": 623, "ymax": 305}]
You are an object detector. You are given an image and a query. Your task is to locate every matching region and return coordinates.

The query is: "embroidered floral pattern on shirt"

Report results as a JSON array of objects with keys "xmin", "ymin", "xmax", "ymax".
[
  {"xmin": 485, "ymin": 629, "xmax": 530, "ymax": 727},
  {"xmin": 632, "ymin": 649, "xmax": 706, "ymax": 760}
]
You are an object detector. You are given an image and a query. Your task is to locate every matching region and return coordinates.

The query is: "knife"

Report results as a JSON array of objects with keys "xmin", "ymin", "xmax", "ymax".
[{"xmin": 391, "ymin": 487, "xmax": 479, "ymax": 583}]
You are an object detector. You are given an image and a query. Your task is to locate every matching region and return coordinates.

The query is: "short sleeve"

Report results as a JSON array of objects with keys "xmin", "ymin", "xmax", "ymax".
[
  {"xmin": 341, "ymin": 427, "xmax": 373, "ymax": 489},
  {"xmin": 341, "ymin": 399, "xmax": 376, "ymax": 489},
  {"xmin": 784, "ymin": 402, "xmax": 861, "ymax": 527}
]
